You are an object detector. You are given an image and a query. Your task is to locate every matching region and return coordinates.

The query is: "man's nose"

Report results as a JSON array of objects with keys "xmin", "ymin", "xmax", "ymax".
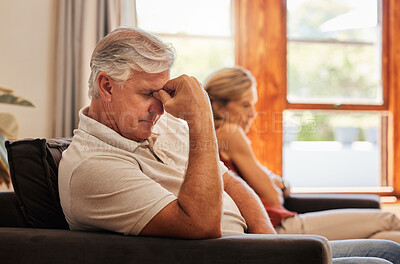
[{"xmin": 149, "ymin": 97, "xmax": 164, "ymax": 115}]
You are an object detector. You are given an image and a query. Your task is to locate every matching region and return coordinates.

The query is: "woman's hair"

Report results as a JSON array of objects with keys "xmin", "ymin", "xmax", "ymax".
[
  {"xmin": 88, "ymin": 26, "xmax": 175, "ymax": 98},
  {"xmin": 203, "ymin": 66, "xmax": 256, "ymax": 122}
]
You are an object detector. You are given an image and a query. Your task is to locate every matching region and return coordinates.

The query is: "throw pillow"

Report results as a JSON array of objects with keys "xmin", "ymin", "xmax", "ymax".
[{"xmin": 5, "ymin": 138, "xmax": 71, "ymax": 229}]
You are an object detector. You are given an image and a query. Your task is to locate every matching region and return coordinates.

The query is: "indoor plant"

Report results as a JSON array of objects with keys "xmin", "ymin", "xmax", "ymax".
[{"xmin": 0, "ymin": 85, "xmax": 34, "ymax": 188}]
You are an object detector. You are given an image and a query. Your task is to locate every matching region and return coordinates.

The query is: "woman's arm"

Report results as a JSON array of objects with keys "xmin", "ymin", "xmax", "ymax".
[
  {"xmin": 271, "ymin": 174, "xmax": 291, "ymax": 198},
  {"xmin": 223, "ymin": 171, "xmax": 276, "ymax": 234},
  {"xmin": 217, "ymin": 123, "xmax": 284, "ymax": 206}
]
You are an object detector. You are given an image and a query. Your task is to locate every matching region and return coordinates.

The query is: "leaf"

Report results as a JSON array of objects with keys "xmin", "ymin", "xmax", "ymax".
[
  {"xmin": 0, "ymin": 93, "xmax": 34, "ymax": 107},
  {"xmin": 0, "ymin": 86, "xmax": 13, "ymax": 93}
]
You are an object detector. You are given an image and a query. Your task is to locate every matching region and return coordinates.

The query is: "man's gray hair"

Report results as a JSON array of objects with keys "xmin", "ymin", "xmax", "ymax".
[{"xmin": 88, "ymin": 26, "xmax": 175, "ymax": 98}]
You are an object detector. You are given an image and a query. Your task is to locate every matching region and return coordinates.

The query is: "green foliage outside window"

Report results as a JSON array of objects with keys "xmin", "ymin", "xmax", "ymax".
[
  {"xmin": 287, "ymin": 43, "xmax": 380, "ymax": 102},
  {"xmin": 287, "ymin": 0, "xmax": 381, "ymax": 104}
]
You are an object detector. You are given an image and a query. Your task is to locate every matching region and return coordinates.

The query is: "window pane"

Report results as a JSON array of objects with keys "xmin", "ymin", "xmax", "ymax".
[
  {"xmin": 136, "ymin": 0, "xmax": 232, "ymax": 37},
  {"xmin": 287, "ymin": 0, "xmax": 379, "ymax": 43},
  {"xmin": 283, "ymin": 111, "xmax": 382, "ymax": 188},
  {"xmin": 286, "ymin": 0, "xmax": 382, "ymax": 105},
  {"xmin": 287, "ymin": 42, "xmax": 382, "ymax": 104},
  {"xmin": 162, "ymin": 37, "xmax": 234, "ymax": 83}
]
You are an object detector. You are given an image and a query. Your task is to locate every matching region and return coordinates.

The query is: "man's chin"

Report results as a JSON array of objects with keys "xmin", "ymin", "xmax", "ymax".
[{"xmin": 121, "ymin": 127, "xmax": 153, "ymax": 142}]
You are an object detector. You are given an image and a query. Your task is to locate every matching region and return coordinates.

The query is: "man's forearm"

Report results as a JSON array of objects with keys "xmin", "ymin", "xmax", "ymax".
[
  {"xmin": 147, "ymin": 76, "xmax": 223, "ymax": 238},
  {"xmin": 223, "ymin": 171, "xmax": 276, "ymax": 234},
  {"xmin": 178, "ymin": 117, "xmax": 222, "ymax": 235}
]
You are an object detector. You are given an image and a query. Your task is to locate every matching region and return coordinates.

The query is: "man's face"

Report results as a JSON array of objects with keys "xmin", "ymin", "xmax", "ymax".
[{"xmin": 108, "ymin": 70, "xmax": 169, "ymax": 141}]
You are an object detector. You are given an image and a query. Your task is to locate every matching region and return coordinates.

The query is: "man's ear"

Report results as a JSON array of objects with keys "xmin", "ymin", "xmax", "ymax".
[{"xmin": 97, "ymin": 72, "xmax": 113, "ymax": 102}]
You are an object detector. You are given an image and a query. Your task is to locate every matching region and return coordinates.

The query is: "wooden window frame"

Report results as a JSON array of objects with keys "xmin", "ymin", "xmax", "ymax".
[{"xmin": 235, "ymin": 0, "xmax": 400, "ymax": 197}]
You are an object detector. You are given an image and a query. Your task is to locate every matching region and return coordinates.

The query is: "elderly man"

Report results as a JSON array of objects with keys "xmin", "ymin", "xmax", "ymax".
[
  {"xmin": 59, "ymin": 26, "xmax": 272, "ymax": 238},
  {"xmin": 58, "ymin": 27, "xmax": 400, "ymax": 263}
]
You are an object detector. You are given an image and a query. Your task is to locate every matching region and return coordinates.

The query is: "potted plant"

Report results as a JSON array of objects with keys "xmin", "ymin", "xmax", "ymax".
[{"xmin": 0, "ymin": 85, "xmax": 34, "ymax": 188}]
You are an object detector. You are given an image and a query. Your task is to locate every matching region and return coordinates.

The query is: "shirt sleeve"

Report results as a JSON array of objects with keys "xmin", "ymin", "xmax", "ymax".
[
  {"xmin": 218, "ymin": 159, "xmax": 228, "ymax": 176},
  {"xmin": 69, "ymin": 155, "xmax": 177, "ymax": 235}
]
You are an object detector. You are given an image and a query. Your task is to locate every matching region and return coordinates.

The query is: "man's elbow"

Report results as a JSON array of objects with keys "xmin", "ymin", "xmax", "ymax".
[
  {"xmin": 192, "ymin": 225, "xmax": 222, "ymax": 239},
  {"xmin": 204, "ymin": 224, "xmax": 222, "ymax": 238},
  {"xmin": 187, "ymin": 217, "xmax": 223, "ymax": 239}
]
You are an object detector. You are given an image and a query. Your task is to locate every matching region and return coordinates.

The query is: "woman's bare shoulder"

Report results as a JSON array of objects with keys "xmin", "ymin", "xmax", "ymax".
[
  {"xmin": 216, "ymin": 122, "xmax": 250, "ymax": 145},
  {"xmin": 217, "ymin": 122, "xmax": 242, "ymax": 136}
]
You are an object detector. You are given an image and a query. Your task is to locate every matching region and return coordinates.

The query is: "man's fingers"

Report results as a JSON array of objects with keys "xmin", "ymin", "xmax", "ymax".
[{"xmin": 153, "ymin": 90, "xmax": 171, "ymax": 104}]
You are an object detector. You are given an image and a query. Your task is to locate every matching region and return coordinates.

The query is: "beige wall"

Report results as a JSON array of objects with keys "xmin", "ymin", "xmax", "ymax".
[{"xmin": 0, "ymin": 0, "xmax": 57, "ymax": 139}]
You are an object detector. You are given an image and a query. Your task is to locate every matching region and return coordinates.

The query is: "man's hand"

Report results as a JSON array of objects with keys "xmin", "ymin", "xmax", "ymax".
[
  {"xmin": 153, "ymin": 75, "xmax": 213, "ymax": 124},
  {"xmin": 141, "ymin": 74, "xmax": 222, "ymax": 239}
]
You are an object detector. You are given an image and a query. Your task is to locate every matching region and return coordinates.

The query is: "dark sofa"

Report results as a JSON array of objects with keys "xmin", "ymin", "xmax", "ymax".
[{"xmin": 0, "ymin": 138, "xmax": 380, "ymax": 264}]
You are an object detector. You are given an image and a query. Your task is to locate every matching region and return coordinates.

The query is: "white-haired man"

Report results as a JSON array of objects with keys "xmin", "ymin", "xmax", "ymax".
[
  {"xmin": 59, "ymin": 26, "xmax": 273, "ymax": 238},
  {"xmin": 58, "ymin": 27, "xmax": 400, "ymax": 263}
]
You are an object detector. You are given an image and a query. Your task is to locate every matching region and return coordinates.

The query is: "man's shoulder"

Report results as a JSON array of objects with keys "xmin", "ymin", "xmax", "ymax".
[
  {"xmin": 62, "ymin": 135, "xmax": 140, "ymax": 170},
  {"xmin": 70, "ymin": 155, "xmax": 141, "ymax": 185},
  {"xmin": 59, "ymin": 131, "xmax": 141, "ymax": 184},
  {"xmin": 69, "ymin": 127, "xmax": 139, "ymax": 156}
]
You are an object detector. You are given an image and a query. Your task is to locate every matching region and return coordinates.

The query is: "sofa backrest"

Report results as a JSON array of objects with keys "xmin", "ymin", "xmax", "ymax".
[{"xmin": 6, "ymin": 138, "xmax": 71, "ymax": 229}]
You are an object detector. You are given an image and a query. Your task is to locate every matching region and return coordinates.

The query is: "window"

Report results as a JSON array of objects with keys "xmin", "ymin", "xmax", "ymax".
[
  {"xmin": 283, "ymin": 111, "xmax": 386, "ymax": 189},
  {"xmin": 282, "ymin": 0, "xmax": 390, "ymax": 191},
  {"xmin": 122, "ymin": 0, "xmax": 235, "ymax": 84},
  {"xmin": 235, "ymin": 0, "xmax": 400, "ymax": 196},
  {"xmin": 286, "ymin": 0, "xmax": 382, "ymax": 105}
]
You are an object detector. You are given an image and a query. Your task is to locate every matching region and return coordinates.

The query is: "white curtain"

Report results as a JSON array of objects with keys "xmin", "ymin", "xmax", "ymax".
[{"xmin": 53, "ymin": 0, "xmax": 121, "ymax": 137}]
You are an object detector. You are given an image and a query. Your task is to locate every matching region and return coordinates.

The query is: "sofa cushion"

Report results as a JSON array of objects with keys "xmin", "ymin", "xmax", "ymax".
[
  {"xmin": 5, "ymin": 138, "xmax": 71, "ymax": 229},
  {"xmin": 0, "ymin": 191, "xmax": 28, "ymax": 227}
]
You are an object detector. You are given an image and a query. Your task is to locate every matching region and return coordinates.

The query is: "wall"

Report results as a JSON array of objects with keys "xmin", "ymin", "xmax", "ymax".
[{"xmin": 0, "ymin": 0, "xmax": 57, "ymax": 139}]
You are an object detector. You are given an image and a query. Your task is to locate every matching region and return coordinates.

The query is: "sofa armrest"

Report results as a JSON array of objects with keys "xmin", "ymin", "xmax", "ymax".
[
  {"xmin": 284, "ymin": 193, "xmax": 381, "ymax": 214},
  {"xmin": 0, "ymin": 228, "xmax": 332, "ymax": 264}
]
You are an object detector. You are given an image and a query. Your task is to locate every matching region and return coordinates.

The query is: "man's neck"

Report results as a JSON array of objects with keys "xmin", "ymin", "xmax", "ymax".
[{"xmin": 87, "ymin": 99, "xmax": 119, "ymax": 133}]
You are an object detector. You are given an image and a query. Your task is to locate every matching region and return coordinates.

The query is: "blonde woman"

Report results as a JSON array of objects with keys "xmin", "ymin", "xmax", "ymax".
[{"xmin": 204, "ymin": 66, "xmax": 400, "ymax": 242}]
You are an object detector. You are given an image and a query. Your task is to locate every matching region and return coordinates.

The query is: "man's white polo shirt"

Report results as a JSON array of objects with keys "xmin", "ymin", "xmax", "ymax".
[{"xmin": 59, "ymin": 107, "xmax": 247, "ymax": 235}]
